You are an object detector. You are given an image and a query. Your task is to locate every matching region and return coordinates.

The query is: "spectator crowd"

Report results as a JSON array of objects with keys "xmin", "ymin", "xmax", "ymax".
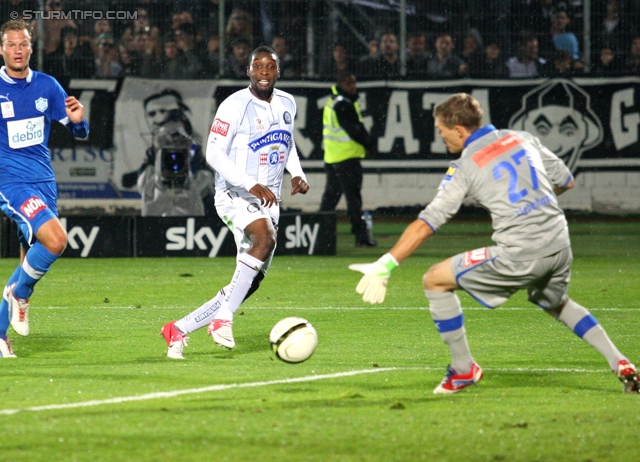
[
  {"xmin": 346, "ymin": 0, "xmax": 640, "ymax": 81},
  {"xmin": 0, "ymin": 0, "xmax": 304, "ymax": 84},
  {"xmin": 2, "ymin": 0, "xmax": 639, "ymax": 84}
]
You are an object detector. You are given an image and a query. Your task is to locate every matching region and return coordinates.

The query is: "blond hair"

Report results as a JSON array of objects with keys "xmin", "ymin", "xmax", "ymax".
[
  {"xmin": 0, "ymin": 20, "xmax": 32, "ymax": 46},
  {"xmin": 434, "ymin": 93, "xmax": 483, "ymax": 131}
]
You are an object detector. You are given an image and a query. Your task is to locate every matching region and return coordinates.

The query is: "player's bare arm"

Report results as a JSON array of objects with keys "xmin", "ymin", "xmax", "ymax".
[
  {"xmin": 65, "ymin": 96, "xmax": 84, "ymax": 123},
  {"xmin": 554, "ymin": 178, "xmax": 574, "ymax": 196},
  {"xmin": 290, "ymin": 176, "xmax": 309, "ymax": 195},
  {"xmin": 249, "ymin": 183, "xmax": 278, "ymax": 207},
  {"xmin": 387, "ymin": 219, "xmax": 434, "ymax": 264}
]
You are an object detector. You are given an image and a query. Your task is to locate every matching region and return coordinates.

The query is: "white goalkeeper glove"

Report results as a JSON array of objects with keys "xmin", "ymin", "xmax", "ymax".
[{"xmin": 349, "ymin": 253, "xmax": 399, "ymax": 304}]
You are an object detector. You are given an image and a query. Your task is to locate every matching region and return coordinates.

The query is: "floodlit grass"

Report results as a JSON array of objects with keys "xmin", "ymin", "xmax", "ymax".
[{"xmin": 0, "ymin": 216, "xmax": 638, "ymax": 461}]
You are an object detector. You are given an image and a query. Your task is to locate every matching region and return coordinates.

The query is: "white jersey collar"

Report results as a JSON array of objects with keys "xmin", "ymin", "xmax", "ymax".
[
  {"xmin": 248, "ymin": 85, "xmax": 277, "ymax": 103},
  {"xmin": 0, "ymin": 66, "xmax": 33, "ymax": 84}
]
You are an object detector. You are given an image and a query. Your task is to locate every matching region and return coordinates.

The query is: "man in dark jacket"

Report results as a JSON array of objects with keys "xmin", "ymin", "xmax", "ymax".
[
  {"xmin": 319, "ymin": 73, "xmax": 377, "ymax": 247},
  {"xmin": 355, "ymin": 32, "xmax": 401, "ymax": 80}
]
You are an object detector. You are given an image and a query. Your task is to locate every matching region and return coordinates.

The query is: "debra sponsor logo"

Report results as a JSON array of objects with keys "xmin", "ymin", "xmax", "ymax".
[
  {"xmin": 12, "ymin": 126, "xmax": 44, "ymax": 144},
  {"xmin": 515, "ymin": 194, "xmax": 553, "ymax": 217},
  {"xmin": 8, "ymin": 116, "xmax": 45, "ymax": 149},
  {"xmin": 20, "ymin": 196, "xmax": 48, "ymax": 219}
]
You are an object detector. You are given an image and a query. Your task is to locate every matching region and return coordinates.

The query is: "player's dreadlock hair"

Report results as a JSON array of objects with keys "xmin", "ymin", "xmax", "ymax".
[
  {"xmin": 1, "ymin": 20, "xmax": 33, "ymax": 45},
  {"xmin": 434, "ymin": 93, "xmax": 483, "ymax": 131}
]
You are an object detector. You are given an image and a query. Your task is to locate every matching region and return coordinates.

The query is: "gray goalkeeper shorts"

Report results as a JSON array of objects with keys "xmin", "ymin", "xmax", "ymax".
[{"xmin": 450, "ymin": 245, "xmax": 572, "ymax": 310}]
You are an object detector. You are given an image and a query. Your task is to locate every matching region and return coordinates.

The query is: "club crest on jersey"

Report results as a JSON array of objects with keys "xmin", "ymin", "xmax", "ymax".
[
  {"xmin": 211, "ymin": 118, "xmax": 230, "ymax": 136},
  {"xmin": 283, "ymin": 111, "xmax": 292, "ymax": 124},
  {"xmin": 439, "ymin": 164, "xmax": 458, "ymax": 189},
  {"xmin": 462, "ymin": 248, "xmax": 488, "ymax": 267},
  {"xmin": 444, "ymin": 165, "xmax": 457, "ymax": 180},
  {"xmin": 20, "ymin": 196, "xmax": 48, "ymax": 219},
  {"xmin": 269, "ymin": 151, "xmax": 280, "ymax": 165},
  {"xmin": 35, "ymin": 97, "xmax": 48, "ymax": 113},
  {"xmin": 259, "ymin": 147, "xmax": 285, "ymax": 165}
]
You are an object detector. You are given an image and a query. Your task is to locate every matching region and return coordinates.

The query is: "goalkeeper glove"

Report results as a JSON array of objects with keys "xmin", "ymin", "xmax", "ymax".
[{"xmin": 348, "ymin": 253, "xmax": 399, "ymax": 304}]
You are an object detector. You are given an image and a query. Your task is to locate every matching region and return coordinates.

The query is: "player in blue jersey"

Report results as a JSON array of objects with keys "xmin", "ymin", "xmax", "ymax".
[
  {"xmin": 0, "ymin": 20, "xmax": 89, "ymax": 358},
  {"xmin": 351, "ymin": 93, "xmax": 640, "ymax": 394}
]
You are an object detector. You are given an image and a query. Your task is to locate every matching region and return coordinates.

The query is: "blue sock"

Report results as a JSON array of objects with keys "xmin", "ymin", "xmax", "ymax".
[
  {"xmin": 13, "ymin": 243, "xmax": 59, "ymax": 300},
  {"xmin": 0, "ymin": 266, "xmax": 21, "ymax": 337}
]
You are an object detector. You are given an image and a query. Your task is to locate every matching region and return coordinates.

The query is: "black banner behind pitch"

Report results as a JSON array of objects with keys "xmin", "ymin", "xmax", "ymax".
[
  {"xmin": 1, "ymin": 213, "xmax": 336, "ymax": 258},
  {"xmin": 215, "ymin": 77, "xmax": 640, "ymax": 175},
  {"xmin": 49, "ymin": 77, "xmax": 640, "ymax": 200}
]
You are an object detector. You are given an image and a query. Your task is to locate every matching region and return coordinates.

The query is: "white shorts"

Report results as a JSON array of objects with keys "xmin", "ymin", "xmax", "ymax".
[
  {"xmin": 215, "ymin": 190, "xmax": 279, "ymax": 273},
  {"xmin": 450, "ymin": 245, "xmax": 572, "ymax": 310}
]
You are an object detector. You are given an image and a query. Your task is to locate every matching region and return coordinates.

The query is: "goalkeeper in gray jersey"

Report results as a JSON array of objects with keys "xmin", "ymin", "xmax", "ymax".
[{"xmin": 351, "ymin": 93, "xmax": 639, "ymax": 394}]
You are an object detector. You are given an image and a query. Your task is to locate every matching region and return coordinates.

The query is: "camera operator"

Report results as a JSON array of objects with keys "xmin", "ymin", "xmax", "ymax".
[{"xmin": 137, "ymin": 122, "xmax": 214, "ymax": 217}]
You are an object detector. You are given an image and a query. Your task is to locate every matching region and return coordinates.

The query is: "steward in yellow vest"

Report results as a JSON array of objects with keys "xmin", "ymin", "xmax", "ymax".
[{"xmin": 319, "ymin": 73, "xmax": 377, "ymax": 247}]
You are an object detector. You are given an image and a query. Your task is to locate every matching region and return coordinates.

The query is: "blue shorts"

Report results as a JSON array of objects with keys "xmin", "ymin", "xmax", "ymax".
[{"xmin": 0, "ymin": 181, "xmax": 59, "ymax": 247}]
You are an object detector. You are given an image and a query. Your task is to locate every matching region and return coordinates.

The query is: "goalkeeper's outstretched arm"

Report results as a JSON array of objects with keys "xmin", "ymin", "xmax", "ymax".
[{"xmin": 387, "ymin": 219, "xmax": 434, "ymax": 264}]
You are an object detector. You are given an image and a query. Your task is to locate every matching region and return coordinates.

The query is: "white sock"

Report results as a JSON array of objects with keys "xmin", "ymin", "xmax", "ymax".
[
  {"xmin": 174, "ymin": 287, "xmax": 227, "ymax": 334},
  {"xmin": 213, "ymin": 253, "xmax": 263, "ymax": 321}
]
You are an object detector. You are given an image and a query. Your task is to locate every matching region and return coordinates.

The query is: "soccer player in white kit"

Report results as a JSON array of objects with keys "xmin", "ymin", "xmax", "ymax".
[
  {"xmin": 161, "ymin": 46, "xmax": 309, "ymax": 359},
  {"xmin": 351, "ymin": 93, "xmax": 640, "ymax": 394}
]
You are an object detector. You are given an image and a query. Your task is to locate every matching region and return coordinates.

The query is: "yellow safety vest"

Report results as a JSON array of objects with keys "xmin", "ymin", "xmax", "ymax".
[{"xmin": 322, "ymin": 86, "xmax": 366, "ymax": 164}]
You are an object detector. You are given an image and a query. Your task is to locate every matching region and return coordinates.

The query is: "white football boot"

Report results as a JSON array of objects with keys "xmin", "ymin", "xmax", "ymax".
[
  {"xmin": 0, "ymin": 337, "xmax": 17, "ymax": 358},
  {"xmin": 160, "ymin": 321, "xmax": 189, "ymax": 360},
  {"xmin": 7, "ymin": 283, "xmax": 29, "ymax": 337},
  {"xmin": 208, "ymin": 319, "xmax": 235, "ymax": 349}
]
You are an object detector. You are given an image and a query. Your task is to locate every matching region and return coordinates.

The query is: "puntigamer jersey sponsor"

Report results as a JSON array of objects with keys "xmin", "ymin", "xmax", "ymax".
[
  {"xmin": 248, "ymin": 130, "xmax": 292, "ymax": 152},
  {"xmin": 0, "ymin": 67, "xmax": 70, "ymax": 183}
]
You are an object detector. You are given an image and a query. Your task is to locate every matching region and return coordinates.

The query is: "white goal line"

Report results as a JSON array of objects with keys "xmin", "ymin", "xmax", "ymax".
[{"xmin": 0, "ymin": 365, "xmax": 609, "ymax": 416}]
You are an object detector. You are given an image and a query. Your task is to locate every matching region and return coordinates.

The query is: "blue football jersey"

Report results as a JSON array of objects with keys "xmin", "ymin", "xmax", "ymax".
[{"xmin": 0, "ymin": 67, "xmax": 76, "ymax": 184}]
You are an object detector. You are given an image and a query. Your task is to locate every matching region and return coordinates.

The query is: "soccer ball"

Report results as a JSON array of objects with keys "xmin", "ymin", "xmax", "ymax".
[{"xmin": 269, "ymin": 317, "xmax": 318, "ymax": 363}]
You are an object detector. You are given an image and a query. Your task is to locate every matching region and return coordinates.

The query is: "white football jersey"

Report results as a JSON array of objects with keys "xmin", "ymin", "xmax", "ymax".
[{"xmin": 206, "ymin": 87, "xmax": 305, "ymax": 200}]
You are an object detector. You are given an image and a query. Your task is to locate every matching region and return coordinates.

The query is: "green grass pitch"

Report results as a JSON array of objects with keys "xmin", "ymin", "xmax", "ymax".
[{"xmin": 0, "ymin": 216, "xmax": 638, "ymax": 461}]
